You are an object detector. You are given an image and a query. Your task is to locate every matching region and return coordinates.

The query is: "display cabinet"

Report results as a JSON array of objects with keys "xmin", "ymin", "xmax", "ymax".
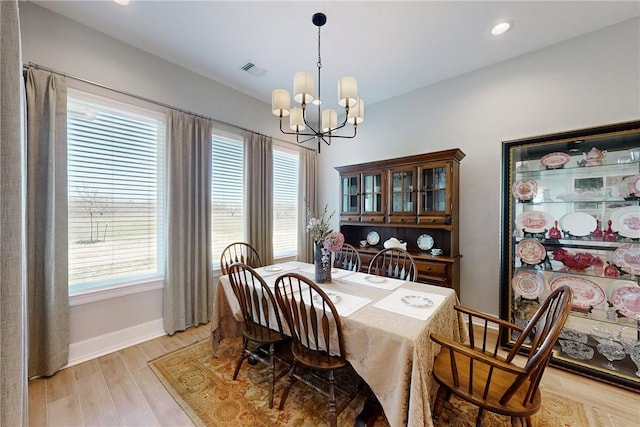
[
  {"xmin": 335, "ymin": 149, "xmax": 465, "ymax": 295},
  {"xmin": 500, "ymin": 120, "xmax": 640, "ymax": 391}
]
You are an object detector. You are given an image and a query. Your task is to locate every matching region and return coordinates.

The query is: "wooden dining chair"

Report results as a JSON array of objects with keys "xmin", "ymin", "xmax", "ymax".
[
  {"xmin": 429, "ymin": 286, "xmax": 573, "ymax": 427},
  {"xmin": 274, "ymin": 273, "xmax": 364, "ymax": 427},
  {"xmin": 220, "ymin": 242, "xmax": 262, "ymax": 275},
  {"xmin": 367, "ymin": 247, "xmax": 417, "ymax": 281},
  {"xmin": 227, "ymin": 263, "xmax": 290, "ymax": 408},
  {"xmin": 333, "ymin": 243, "xmax": 361, "ymax": 272}
]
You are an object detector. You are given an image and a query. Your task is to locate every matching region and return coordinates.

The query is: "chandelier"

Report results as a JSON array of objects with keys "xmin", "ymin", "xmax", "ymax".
[{"xmin": 271, "ymin": 12, "xmax": 364, "ymax": 152}]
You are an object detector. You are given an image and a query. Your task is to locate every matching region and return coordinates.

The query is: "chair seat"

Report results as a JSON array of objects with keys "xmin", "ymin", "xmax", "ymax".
[
  {"xmin": 433, "ymin": 351, "xmax": 541, "ymax": 418},
  {"xmin": 292, "ymin": 345, "xmax": 348, "ymax": 371},
  {"xmin": 243, "ymin": 323, "xmax": 289, "ymax": 345}
]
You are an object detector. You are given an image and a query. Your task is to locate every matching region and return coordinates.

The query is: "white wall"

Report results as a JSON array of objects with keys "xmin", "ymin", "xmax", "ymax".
[
  {"xmin": 19, "ymin": 2, "xmax": 640, "ymax": 361},
  {"xmin": 318, "ymin": 17, "xmax": 640, "ymax": 314}
]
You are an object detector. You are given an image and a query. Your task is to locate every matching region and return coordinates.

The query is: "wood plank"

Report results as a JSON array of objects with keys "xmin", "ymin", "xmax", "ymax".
[
  {"xmin": 130, "ymin": 365, "xmax": 194, "ymax": 427},
  {"xmin": 46, "ymin": 366, "xmax": 76, "ymax": 403},
  {"xmin": 47, "ymin": 395, "xmax": 83, "ymax": 427},
  {"xmin": 75, "ymin": 373, "xmax": 120, "ymax": 426},
  {"xmin": 97, "ymin": 352, "xmax": 159, "ymax": 426},
  {"xmin": 28, "ymin": 377, "xmax": 47, "ymax": 426}
]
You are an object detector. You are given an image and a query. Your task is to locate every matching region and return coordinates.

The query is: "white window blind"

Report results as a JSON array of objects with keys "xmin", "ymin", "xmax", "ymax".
[
  {"xmin": 211, "ymin": 135, "xmax": 245, "ymax": 268},
  {"xmin": 273, "ymin": 147, "xmax": 299, "ymax": 258},
  {"xmin": 67, "ymin": 92, "xmax": 164, "ymax": 291}
]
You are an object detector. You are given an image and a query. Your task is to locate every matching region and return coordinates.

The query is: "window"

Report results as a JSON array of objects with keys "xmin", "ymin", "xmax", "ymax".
[
  {"xmin": 273, "ymin": 146, "xmax": 299, "ymax": 258},
  {"xmin": 211, "ymin": 134, "xmax": 245, "ymax": 268},
  {"xmin": 67, "ymin": 90, "xmax": 165, "ymax": 292}
]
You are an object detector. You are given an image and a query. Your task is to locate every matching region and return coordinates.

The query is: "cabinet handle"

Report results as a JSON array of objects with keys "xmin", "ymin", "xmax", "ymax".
[
  {"xmin": 429, "ymin": 219, "xmax": 435, "ymax": 223},
  {"xmin": 425, "ymin": 267, "xmax": 431, "ymax": 271},
  {"xmin": 399, "ymin": 218, "xmax": 405, "ymax": 222},
  {"xmin": 370, "ymin": 218, "xmax": 375, "ymax": 221}
]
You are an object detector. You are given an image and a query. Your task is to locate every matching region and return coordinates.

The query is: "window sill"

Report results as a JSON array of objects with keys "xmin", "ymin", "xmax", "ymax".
[{"xmin": 69, "ymin": 277, "xmax": 164, "ymax": 307}]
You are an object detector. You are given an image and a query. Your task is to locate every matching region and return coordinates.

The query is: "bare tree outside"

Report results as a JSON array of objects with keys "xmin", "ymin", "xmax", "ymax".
[{"xmin": 73, "ymin": 183, "xmax": 112, "ymax": 243}]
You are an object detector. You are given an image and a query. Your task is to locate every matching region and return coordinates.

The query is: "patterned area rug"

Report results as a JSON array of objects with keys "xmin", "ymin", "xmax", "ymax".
[{"xmin": 150, "ymin": 338, "xmax": 593, "ymax": 426}]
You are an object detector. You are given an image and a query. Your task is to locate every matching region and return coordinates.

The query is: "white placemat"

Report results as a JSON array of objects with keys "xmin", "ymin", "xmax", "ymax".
[
  {"xmin": 254, "ymin": 262, "xmax": 299, "ymax": 277},
  {"xmin": 297, "ymin": 264, "xmax": 357, "ymax": 280},
  {"xmin": 340, "ymin": 271, "xmax": 406, "ymax": 290},
  {"xmin": 373, "ymin": 287, "xmax": 446, "ymax": 320},
  {"xmin": 300, "ymin": 289, "xmax": 372, "ymax": 317}
]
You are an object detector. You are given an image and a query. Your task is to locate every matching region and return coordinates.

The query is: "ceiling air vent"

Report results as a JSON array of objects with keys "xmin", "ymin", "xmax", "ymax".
[{"xmin": 241, "ymin": 61, "xmax": 268, "ymax": 77}]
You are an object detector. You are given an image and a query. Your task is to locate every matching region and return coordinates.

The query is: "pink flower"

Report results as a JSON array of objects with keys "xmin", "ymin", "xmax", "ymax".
[{"xmin": 323, "ymin": 231, "xmax": 344, "ymax": 253}]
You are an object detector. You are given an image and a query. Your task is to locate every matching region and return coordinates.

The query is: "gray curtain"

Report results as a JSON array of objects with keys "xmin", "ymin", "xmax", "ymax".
[
  {"xmin": 297, "ymin": 148, "xmax": 318, "ymax": 263},
  {"xmin": 25, "ymin": 68, "xmax": 70, "ymax": 377},
  {"xmin": 1, "ymin": 1, "xmax": 28, "ymax": 423},
  {"xmin": 163, "ymin": 110, "xmax": 213, "ymax": 334},
  {"xmin": 244, "ymin": 132, "xmax": 273, "ymax": 265}
]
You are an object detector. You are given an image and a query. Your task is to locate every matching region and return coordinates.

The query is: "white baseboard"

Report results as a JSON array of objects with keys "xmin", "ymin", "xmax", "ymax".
[{"xmin": 67, "ymin": 318, "xmax": 166, "ymax": 367}]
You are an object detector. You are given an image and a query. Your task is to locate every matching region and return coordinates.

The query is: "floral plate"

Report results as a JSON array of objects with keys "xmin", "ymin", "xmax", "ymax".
[
  {"xmin": 516, "ymin": 239, "xmax": 546, "ymax": 265},
  {"xmin": 511, "ymin": 179, "xmax": 538, "ymax": 201},
  {"xmin": 540, "ymin": 152, "xmax": 570, "ymax": 169},
  {"xmin": 512, "ymin": 269, "xmax": 545, "ymax": 299},
  {"xmin": 400, "ymin": 295, "xmax": 434, "ymax": 308},
  {"xmin": 612, "ymin": 243, "xmax": 640, "ymax": 276},
  {"xmin": 610, "ymin": 287, "xmax": 640, "ymax": 320},
  {"xmin": 366, "ymin": 231, "xmax": 380, "ymax": 246},
  {"xmin": 549, "ymin": 275, "xmax": 605, "ymax": 309}
]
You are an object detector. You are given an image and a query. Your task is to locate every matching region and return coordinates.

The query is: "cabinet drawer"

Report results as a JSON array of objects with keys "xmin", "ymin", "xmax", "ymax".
[
  {"xmin": 340, "ymin": 214, "xmax": 360, "ymax": 223},
  {"xmin": 417, "ymin": 215, "xmax": 450, "ymax": 225},
  {"xmin": 360, "ymin": 214, "xmax": 385, "ymax": 223},
  {"xmin": 415, "ymin": 260, "xmax": 447, "ymax": 276},
  {"xmin": 387, "ymin": 215, "xmax": 417, "ymax": 225}
]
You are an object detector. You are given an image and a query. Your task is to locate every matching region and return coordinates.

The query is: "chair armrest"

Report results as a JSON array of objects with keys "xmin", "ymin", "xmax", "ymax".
[
  {"xmin": 455, "ymin": 305, "xmax": 524, "ymax": 333},
  {"xmin": 430, "ymin": 332, "xmax": 526, "ymax": 376}
]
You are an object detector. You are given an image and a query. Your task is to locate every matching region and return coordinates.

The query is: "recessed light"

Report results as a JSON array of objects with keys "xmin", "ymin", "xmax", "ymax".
[
  {"xmin": 113, "ymin": 0, "xmax": 130, "ymax": 5},
  {"xmin": 491, "ymin": 21, "xmax": 513, "ymax": 36}
]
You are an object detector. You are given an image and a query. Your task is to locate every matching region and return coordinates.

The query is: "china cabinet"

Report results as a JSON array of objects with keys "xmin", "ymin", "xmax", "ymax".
[
  {"xmin": 500, "ymin": 120, "xmax": 640, "ymax": 391},
  {"xmin": 336, "ymin": 149, "xmax": 465, "ymax": 295}
]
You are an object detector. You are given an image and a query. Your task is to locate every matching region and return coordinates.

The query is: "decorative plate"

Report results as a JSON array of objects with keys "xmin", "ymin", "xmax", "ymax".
[
  {"xmin": 559, "ymin": 339, "xmax": 594, "ymax": 360},
  {"xmin": 549, "ymin": 275, "xmax": 605, "ymax": 309},
  {"xmin": 366, "ymin": 231, "xmax": 380, "ymax": 246},
  {"xmin": 610, "ymin": 206, "xmax": 640, "ymax": 239},
  {"xmin": 313, "ymin": 292, "xmax": 342, "ymax": 305},
  {"xmin": 612, "ymin": 243, "xmax": 640, "ymax": 276},
  {"xmin": 400, "ymin": 295, "xmax": 434, "ymax": 308},
  {"xmin": 511, "ymin": 179, "xmax": 538, "ymax": 201},
  {"xmin": 515, "ymin": 210, "xmax": 555, "ymax": 234},
  {"xmin": 559, "ymin": 212, "xmax": 597, "ymax": 237},
  {"xmin": 559, "ymin": 328, "xmax": 588, "ymax": 344},
  {"xmin": 540, "ymin": 152, "xmax": 570, "ymax": 169},
  {"xmin": 611, "ymin": 287, "xmax": 640, "ymax": 320},
  {"xmin": 627, "ymin": 174, "xmax": 640, "ymax": 197},
  {"xmin": 264, "ymin": 265, "xmax": 282, "ymax": 272},
  {"xmin": 364, "ymin": 275, "xmax": 386, "ymax": 283},
  {"xmin": 511, "ymin": 269, "xmax": 545, "ymax": 299},
  {"xmin": 516, "ymin": 239, "xmax": 547, "ymax": 265},
  {"xmin": 417, "ymin": 234, "xmax": 435, "ymax": 250}
]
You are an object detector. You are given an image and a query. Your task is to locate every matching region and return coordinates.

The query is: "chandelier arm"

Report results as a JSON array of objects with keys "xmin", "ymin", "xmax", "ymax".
[
  {"xmin": 278, "ymin": 118, "xmax": 317, "ymax": 138},
  {"xmin": 300, "ymin": 104, "xmax": 320, "ymax": 135}
]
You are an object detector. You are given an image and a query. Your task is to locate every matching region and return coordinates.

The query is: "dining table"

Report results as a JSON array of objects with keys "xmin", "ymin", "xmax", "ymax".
[{"xmin": 210, "ymin": 261, "xmax": 467, "ymax": 427}]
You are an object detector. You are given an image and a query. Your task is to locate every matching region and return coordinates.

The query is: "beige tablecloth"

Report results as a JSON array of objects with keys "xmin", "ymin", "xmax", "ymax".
[{"xmin": 210, "ymin": 261, "xmax": 466, "ymax": 427}]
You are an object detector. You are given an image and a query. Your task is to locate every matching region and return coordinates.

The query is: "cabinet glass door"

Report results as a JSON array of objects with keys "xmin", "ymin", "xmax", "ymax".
[
  {"xmin": 390, "ymin": 169, "xmax": 415, "ymax": 214},
  {"xmin": 362, "ymin": 172, "xmax": 383, "ymax": 214},
  {"xmin": 341, "ymin": 175, "xmax": 359, "ymax": 214},
  {"xmin": 421, "ymin": 164, "xmax": 448, "ymax": 213},
  {"xmin": 500, "ymin": 121, "xmax": 640, "ymax": 392}
]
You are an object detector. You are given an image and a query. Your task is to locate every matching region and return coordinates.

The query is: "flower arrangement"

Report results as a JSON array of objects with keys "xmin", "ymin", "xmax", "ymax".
[{"xmin": 306, "ymin": 204, "xmax": 344, "ymax": 283}]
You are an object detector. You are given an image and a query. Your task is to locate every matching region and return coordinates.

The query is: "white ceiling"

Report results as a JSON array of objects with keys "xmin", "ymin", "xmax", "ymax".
[{"xmin": 30, "ymin": 1, "xmax": 640, "ymax": 108}]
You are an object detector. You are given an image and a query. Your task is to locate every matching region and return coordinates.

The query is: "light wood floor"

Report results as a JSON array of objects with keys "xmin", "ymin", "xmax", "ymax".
[{"xmin": 29, "ymin": 323, "xmax": 639, "ymax": 427}]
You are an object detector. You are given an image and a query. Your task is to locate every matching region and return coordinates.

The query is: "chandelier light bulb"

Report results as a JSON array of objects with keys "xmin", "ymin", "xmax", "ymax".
[
  {"xmin": 271, "ymin": 89, "xmax": 291, "ymax": 117},
  {"xmin": 347, "ymin": 98, "xmax": 365, "ymax": 125},
  {"xmin": 293, "ymin": 72, "xmax": 314, "ymax": 105},
  {"xmin": 322, "ymin": 109, "xmax": 338, "ymax": 132},
  {"xmin": 338, "ymin": 76, "xmax": 358, "ymax": 108},
  {"xmin": 289, "ymin": 107, "xmax": 306, "ymax": 131}
]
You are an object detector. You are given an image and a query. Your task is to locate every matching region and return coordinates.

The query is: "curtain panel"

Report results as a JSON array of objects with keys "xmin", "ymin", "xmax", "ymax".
[
  {"xmin": 24, "ymin": 68, "xmax": 70, "ymax": 377},
  {"xmin": 0, "ymin": 0, "xmax": 28, "ymax": 424},
  {"xmin": 163, "ymin": 110, "xmax": 214, "ymax": 334},
  {"xmin": 297, "ymin": 148, "xmax": 318, "ymax": 263},
  {"xmin": 244, "ymin": 132, "xmax": 274, "ymax": 265}
]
